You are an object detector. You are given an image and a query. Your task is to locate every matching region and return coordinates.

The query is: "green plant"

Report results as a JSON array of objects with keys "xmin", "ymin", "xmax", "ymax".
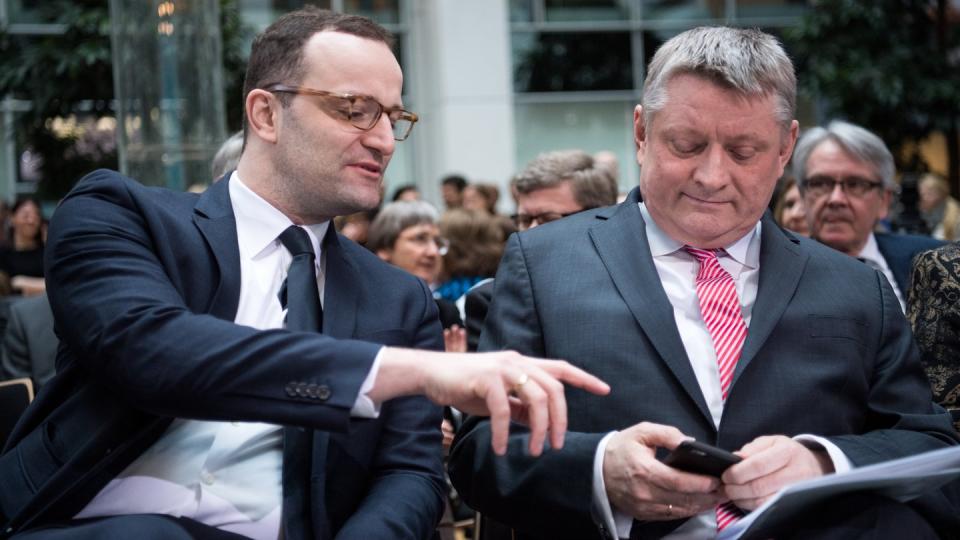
[{"xmin": 787, "ymin": 0, "xmax": 960, "ymax": 192}]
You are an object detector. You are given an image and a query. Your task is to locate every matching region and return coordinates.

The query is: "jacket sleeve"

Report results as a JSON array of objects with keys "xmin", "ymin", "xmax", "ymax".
[
  {"xmin": 448, "ymin": 234, "xmax": 607, "ymax": 539},
  {"xmin": 44, "ymin": 170, "xmax": 381, "ymax": 432}
]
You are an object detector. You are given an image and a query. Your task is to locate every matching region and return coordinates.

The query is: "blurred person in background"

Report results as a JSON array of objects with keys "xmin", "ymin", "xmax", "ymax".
[
  {"xmin": 0, "ymin": 198, "xmax": 45, "ymax": 297},
  {"xmin": 462, "ymin": 182, "xmax": 500, "ymax": 214},
  {"xmin": 367, "ymin": 200, "xmax": 462, "ymax": 327},
  {"xmin": 918, "ymin": 173, "xmax": 960, "ymax": 241},
  {"xmin": 435, "ymin": 208, "xmax": 504, "ymax": 302},
  {"xmin": 773, "ymin": 176, "xmax": 809, "ymax": 236},
  {"xmin": 441, "ymin": 174, "xmax": 467, "ymax": 210},
  {"xmin": 390, "ymin": 183, "xmax": 421, "ymax": 202},
  {"xmin": 794, "ymin": 120, "xmax": 942, "ymax": 311},
  {"xmin": 211, "ymin": 131, "xmax": 244, "ymax": 180}
]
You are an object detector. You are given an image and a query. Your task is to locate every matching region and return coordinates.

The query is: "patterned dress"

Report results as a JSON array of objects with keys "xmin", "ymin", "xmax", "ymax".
[{"xmin": 907, "ymin": 242, "xmax": 960, "ymax": 433}]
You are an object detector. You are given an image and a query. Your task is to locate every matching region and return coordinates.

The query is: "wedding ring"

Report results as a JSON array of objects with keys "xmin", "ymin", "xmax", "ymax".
[
  {"xmin": 668, "ymin": 504, "xmax": 674, "ymax": 512},
  {"xmin": 510, "ymin": 373, "xmax": 530, "ymax": 396}
]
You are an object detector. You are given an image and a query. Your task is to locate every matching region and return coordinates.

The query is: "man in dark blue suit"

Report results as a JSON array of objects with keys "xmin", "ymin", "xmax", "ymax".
[
  {"xmin": 0, "ymin": 8, "xmax": 607, "ymax": 540},
  {"xmin": 793, "ymin": 119, "xmax": 943, "ymax": 311}
]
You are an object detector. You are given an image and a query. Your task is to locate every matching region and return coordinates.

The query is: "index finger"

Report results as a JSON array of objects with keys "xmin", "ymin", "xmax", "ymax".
[{"xmin": 535, "ymin": 359, "xmax": 610, "ymax": 396}]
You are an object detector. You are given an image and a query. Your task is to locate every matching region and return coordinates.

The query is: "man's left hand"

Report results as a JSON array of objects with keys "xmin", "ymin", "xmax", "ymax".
[{"xmin": 721, "ymin": 436, "xmax": 834, "ymax": 510}]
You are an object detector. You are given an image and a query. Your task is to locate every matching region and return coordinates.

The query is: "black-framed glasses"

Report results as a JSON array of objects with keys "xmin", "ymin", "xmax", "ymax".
[
  {"xmin": 264, "ymin": 83, "xmax": 419, "ymax": 141},
  {"xmin": 803, "ymin": 175, "xmax": 884, "ymax": 198},
  {"xmin": 512, "ymin": 210, "xmax": 579, "ymax": 229}
]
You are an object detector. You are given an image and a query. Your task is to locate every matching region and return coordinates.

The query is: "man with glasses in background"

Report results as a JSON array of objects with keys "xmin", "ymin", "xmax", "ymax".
[
  {"xmin": 0, "ymin": 8, "xmax": 608, "ymax": 540},
  {"xmin": 794, "ymin": 120, "xmax": 942, "ymax": 311}
]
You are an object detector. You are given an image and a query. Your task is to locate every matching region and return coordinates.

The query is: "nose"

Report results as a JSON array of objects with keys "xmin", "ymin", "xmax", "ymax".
[
  {"xmin": 362, "ymin": 113, "xmax": 396, "ymax": 156},
  {"xmin": 693, "ymin": 145, "xmax": 730, "ymax": 189},
  {"xmin": 825, "ymin": 182, "xmax": 849, "ymax": 206}
]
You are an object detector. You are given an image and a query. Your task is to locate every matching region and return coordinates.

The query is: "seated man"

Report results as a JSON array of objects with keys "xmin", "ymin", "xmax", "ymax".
[
  {"xmin": 0, "ymin": 9, "xmax": 607, "ymax": 540},
  {"xmin": 793, "ymin": 120, "xmax": 943, "ymax": 311},
  {"xmin": 449, "ymin": 26, "xmax": 959, "ymax": 540}
]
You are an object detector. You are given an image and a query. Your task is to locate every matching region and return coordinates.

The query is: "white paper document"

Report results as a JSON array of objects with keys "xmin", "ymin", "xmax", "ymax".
[{"xmin": 717, "ymin": 445, "xmax": 960, "ymax": 540}]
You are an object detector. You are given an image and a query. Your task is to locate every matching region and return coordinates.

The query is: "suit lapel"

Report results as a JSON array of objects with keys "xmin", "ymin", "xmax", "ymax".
[
  {"xmin": 588, "ymin": 189, "xmax": 713, "ymax": 424},
  {"xmin": 193, "ymin": 178, "xmax": 242, "ymax": 321},
  {"xmin": 320, "ymin": 225, "xmax": 360, "ymax": 339},
  {"xmin": 733, "ymin": 215, "xmax": 807, "ymax": 385}
]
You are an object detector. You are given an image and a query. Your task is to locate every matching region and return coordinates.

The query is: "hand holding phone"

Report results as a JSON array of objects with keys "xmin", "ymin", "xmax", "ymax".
[{"xmin": 662, "ymin": 440, "xmax": 742, "ymax": 477}]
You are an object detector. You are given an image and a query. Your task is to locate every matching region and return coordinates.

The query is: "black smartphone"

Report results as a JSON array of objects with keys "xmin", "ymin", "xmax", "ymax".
[{"xmin": 662, "ymin": 440, "xmax": 742, "ymax": 477}]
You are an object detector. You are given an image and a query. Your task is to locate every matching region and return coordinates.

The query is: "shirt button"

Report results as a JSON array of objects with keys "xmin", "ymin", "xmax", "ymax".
[{"xmin": 200, "ymin": 470, "xmax": 215, "ymax": 485}]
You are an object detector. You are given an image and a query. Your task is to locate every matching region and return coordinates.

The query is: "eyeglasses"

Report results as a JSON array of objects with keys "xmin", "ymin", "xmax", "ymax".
[
  {"xmin": 512, "ymin": 211, "xmax": 579, "ymax": 230},
  {"xmin": 264, "ymin": 83, "xmax": 419, "ymax": 141},
  {"xmin": 803, "ymin": 175, "xmax": 884, "ymax": 198},
  {"xmin": 399, "ymin": 231, "xmax": 449, "ymax": 256}
]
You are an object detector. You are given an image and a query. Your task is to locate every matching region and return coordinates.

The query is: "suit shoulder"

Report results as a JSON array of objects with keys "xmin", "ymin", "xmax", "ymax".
[
  {"xmin": 62, "ymin": 169, "xmax": 199, "ymax": 212},
  {"xmin": 876, "ymin": 232, "xmax": 944, "ymax": 253}
]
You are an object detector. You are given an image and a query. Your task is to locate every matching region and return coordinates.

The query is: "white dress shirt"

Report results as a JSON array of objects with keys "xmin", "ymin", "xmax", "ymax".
[
  {"xmin": 76, "ymin": 173, "xmax": 381, "ymax": 539},
  {"xmin": 857, "ymin": 233, "xmax": 906, "ymax": 312},
  {"xmin": 592, "ymin": 204, "xmax": 851, "ymax": 539}
]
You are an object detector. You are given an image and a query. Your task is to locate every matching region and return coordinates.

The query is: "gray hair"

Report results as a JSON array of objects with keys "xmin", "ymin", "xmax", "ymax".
[
  {"xmin": 792, "ymin": 120, "xmax": 896, "ymax": 190},
  {"xmin": 511, "ymin": 149, "xmax": 618, "ymax": 210},
  {"xmin": 366, "ymin": 200, "xmax": 440, "ymax": 252},
  {"xmin": 642, "ymin": 27, "xmax": 796, "ymax": 129},
  {"xmin": 211, "ymin": 131, "xmax": 244, "ymax": 180}
]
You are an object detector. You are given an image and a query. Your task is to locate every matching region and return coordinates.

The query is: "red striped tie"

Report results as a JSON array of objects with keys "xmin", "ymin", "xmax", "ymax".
[{"xmin": 685, "ymin": 246, "xmax": 747, "ymax": 530}]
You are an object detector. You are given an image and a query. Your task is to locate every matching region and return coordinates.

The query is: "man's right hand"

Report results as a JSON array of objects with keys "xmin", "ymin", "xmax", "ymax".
[
  {"xmin": 603, "ymin": 422, "xmax": 725, "ymax": 521},
  {"xmin": 374, "ymin": 348, "xmax": 610, "ymax": 457}
]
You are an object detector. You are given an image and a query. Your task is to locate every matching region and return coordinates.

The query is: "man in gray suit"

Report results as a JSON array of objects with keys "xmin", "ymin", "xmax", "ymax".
[{"xmin": 449, "ymin": 27, "xmax": 958, "ymax": 539}]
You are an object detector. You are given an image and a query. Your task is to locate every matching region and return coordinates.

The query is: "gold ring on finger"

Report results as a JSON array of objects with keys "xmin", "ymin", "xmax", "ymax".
[{"xmin": 511, "ymin": 373, "xmax": 530, "ymax": 396}]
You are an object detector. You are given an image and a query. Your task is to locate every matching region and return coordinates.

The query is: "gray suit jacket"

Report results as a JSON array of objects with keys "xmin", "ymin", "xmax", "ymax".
[
  {"xmin": 448, "ymin": 188, "xmax": 959, "ymax": 539},
  {"xmin": 0, "ymin": 295, "xmax": 57, "ymax": 390}
]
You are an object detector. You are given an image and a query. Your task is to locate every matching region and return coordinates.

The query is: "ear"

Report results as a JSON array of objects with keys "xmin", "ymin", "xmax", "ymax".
[
  {"xmin": 376, "ymin": 248, "xmax": 392, "ymax": 263},
  {"xmin": 779, "ymin": 119, "xmax": 800, "ymax": 169},
  {"xmin": 634, "ymin": 105, "xmax": 647, "ymax": 166},
  {"xmin": 245, "ymin": 89, "xmax": 281, "ymax": 144}
]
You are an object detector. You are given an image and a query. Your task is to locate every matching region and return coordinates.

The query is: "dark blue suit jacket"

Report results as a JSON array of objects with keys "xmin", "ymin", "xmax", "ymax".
[
  {"xmin": 0, "ymin": 170, "xmax": 445, "ymax": 539},
  {"xmin": 875, "ymin": 232, "xmax": 944, "ymax": 293},
  {"xmin": 449, "ymin": 188, "xmax": 960, "ymax": 539}
]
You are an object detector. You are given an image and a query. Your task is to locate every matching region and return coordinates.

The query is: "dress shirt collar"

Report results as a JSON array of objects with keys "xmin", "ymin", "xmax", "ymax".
[
  {"xmin": 638, "ymin": 202, "xmax": 760, "ymax": 270},
  {"xmin": 228, "ymin": 171, "xmax": 330, "ymax": 261},
  {"xmin": 856, "ymin": 232, "xmax": 885, "ymax": 269}
]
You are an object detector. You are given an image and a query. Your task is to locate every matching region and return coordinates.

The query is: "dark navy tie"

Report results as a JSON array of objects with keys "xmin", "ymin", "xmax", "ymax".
[{"xmin": 277, "ymin": 225, "xmax": 323, "ymax": 332}]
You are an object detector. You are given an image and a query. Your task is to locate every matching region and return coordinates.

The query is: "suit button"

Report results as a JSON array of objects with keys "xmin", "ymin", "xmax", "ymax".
[
  {"xmin": 306, "ymin": 383, "xmax": 319, "ymax": 399},
  {"xmin": 284, "ymin": 382, "xmax": 297, "ymax": 397},
  {"xmin": 317, "ymin": 385, "xmax": 331, "ymax": 400},
  {"xmin": 296, "ymin": 382, "xmax": 308, "ymax": 397}
]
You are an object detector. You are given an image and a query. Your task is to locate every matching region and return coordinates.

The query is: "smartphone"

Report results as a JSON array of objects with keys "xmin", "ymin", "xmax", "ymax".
[{"xmin": 662, "ymin": 440, "xmax": 742, "ymax": 477}]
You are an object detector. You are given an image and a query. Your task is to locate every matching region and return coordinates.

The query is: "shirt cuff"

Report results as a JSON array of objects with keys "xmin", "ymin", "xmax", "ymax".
[
  {"xmin": 592, "ymin": 431, "xmax": 633, "ymax": 539},
  {"xmin": 350, "ymin": 346, "xmax": 383, "ymax": 418},
  {"xmin": 793, "ymin": 434, "xmax": 853, "ymax": 473}
]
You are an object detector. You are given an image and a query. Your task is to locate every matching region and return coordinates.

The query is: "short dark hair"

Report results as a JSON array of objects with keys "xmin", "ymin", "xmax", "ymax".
[
  {"xmin": 241, "ymin": 7, "xmax": 394, "ymax": 141},
  {"xmin": 391, "ymin": 184, "xmax": 419, "ymax": 202},
  {"xmin": 441, "ymin": 174, "xmax": 467, "ymax": 192}
]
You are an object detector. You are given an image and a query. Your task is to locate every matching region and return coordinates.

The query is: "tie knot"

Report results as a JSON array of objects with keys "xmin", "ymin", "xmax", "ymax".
[
  {"xmin": 279, "ymin": 225, "xmax": 315, "ymax": 257},
  {"xmin": 684, "ymin": 245, "xmax": 720, "ymax": 263}
]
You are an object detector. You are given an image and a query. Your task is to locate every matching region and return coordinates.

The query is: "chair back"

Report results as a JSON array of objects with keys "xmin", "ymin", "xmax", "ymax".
[{"xmin": 0, "ymin": 377, "xmax": 34, "ymax": 448}]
